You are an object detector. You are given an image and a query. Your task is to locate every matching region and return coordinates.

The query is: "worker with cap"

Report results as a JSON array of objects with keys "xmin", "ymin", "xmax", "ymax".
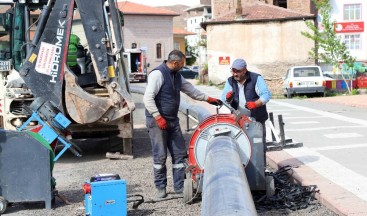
[
  {"xmin": 144, "ymin": 50, "xmax": 222, "ymax": 199},
  {"xmin": 221, "ymin": 58, "xmax": 271, "ymax": 146}
]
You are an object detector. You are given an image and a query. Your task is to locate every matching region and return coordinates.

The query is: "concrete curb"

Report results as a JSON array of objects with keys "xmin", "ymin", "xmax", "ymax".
[{"xmin": 266, "ymin": 150, "xmax": 367, "ymax": 216}]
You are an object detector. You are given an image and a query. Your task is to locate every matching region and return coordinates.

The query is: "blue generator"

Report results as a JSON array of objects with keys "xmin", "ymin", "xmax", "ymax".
[{"xmin": 84, "ymin": 174, "xmax": 127, "ymax": 216}]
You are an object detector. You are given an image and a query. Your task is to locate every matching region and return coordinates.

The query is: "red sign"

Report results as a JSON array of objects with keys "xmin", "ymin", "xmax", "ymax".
[
  {"xmin": 219, "ymin": 56, "xmax": 230, "ymax": 65},
  {"xmin": 334, "ymin": 21, "xmax": 364, "ymax": 33}
]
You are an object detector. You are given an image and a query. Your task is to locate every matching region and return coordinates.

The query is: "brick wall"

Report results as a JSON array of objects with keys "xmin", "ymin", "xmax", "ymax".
[
  {"xmin": 201, "ymin": 0, "xmax": 211, "ymax": 5},
  {"xmin": 288, "ymin": 1, "xmax": 316, "ymax": 14},
  {"xmin": 212, "ymin": 0, "xmax": 236, "ymax": 18},
  {"xmin": 212, "ymin": 0, "xmax": 315, "ymax": 19},
  {"xmin": 212, "ymin": 0, "xmax": 267, "ymax": 18}
]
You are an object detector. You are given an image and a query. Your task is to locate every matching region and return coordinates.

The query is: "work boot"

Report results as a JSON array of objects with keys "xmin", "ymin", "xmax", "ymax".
[{"xmin": 156, "ymin": 188, "xmax": 167, "ymax": 198}]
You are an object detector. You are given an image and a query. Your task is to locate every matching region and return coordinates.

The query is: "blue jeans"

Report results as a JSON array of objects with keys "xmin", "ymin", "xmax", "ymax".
[{"xmin": 146, "ymin": 116, "xmax": 187, "ymax": 191}]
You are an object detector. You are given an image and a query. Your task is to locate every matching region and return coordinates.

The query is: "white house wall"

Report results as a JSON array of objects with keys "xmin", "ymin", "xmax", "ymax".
[
  {"xmin": 206, "ymin": 20, "xmax": 315, "ymax": 84},
  {"xmin": 123, "ymin": 15, "xmax": 174, "ymax": 71},
  {"xmin": 186, "ymin": 14, "xmax": 211, "ymax": 65},
  {"xmin": 329, "ymin": 0, "xmax": 367, "ymax": 62},
  {"xmin": 186, "ymin": 16, "xmax": 203, "ymax": 47}
]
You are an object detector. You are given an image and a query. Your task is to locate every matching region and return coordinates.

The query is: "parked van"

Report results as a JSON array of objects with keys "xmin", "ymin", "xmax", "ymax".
[{"xmin": 282, "ymin": 66, "xmax": 326, "ymax": 98}]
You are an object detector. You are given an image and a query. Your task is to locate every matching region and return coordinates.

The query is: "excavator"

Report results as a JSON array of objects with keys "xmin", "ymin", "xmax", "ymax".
[
  {"xmin": 0, "ymin": 0, "xmax": 135, "ymax": 154},
  {"xmin": 0, "ymin": 0, "xmax": 136, "ymax": 212}
]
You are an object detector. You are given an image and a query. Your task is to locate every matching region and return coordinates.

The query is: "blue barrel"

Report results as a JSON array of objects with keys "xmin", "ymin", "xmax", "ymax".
[{"xmin": 341, "ymin": 80, "xmax": 347, "ymax": 89}]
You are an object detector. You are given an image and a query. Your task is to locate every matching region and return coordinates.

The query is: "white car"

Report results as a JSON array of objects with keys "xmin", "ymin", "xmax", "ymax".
[{"xmin": 282, "ymin": 66, "xmax": 326, "ymax": 98}]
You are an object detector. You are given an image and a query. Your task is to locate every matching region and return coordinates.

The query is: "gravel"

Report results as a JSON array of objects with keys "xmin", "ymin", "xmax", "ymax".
[{"xmin": 4, "ymin": 93, "xmax": 337, "ymax": 216}]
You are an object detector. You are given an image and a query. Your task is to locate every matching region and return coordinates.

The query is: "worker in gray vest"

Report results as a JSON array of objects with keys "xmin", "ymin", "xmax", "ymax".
[{"xmin": 144, "ymin": 50, "xmax": 222, "ymax": 199}]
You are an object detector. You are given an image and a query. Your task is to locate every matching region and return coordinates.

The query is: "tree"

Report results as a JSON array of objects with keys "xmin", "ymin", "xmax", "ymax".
[
  {"xmin": 185, "ymin": 40, "xmax": 197, "ymax": 66},
  {"xmin": 301, "ymin": 0, "xmax": 356, "ymax": 93}
]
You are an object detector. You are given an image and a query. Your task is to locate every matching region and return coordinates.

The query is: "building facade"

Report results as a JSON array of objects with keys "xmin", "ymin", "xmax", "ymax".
[
  {"xmin": 173, "ymin": 27, "xmax": 195, "ymax": 55},
  {"xmin": 185, "ymin": 0, "xmax": 212, "ymax": 67},
  {"xmin": 330, "ymin": 0, "xmax": 366, "ymax": 62},
  {"xmin": 72, "ymin": 2, "xmax": 180, "ymax": 71},
  {"xmin": 209, "ymin": 0, "xmax": 367, "ymax": 78},
  {"xmin": 117, "ymin": 2, "xmax": 179, "ymax": 71},
  {"xmin": 211, "ymin": 0, "xmax": 316, "ymax": 18},
  {"xmin": 204, "ymin": 1, "xmax": 315, "ymax": 86}
]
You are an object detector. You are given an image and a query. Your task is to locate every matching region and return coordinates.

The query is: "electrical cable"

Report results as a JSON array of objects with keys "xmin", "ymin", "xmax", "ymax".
[
  {"xmin": 254, "ymin": 165, "xmax": 319, "ymax": 212},
  {"xmin": 183, "ymin": 169, "xmax": 204, "ymax": 205}
]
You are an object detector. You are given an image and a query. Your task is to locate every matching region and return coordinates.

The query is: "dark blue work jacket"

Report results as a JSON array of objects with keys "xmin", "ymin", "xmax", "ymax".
[
  {"xmin": 228, "ymin": 71, "xmax": 268, "ymax": 123},
  {"xmin": 145, "ymin": 62, "xmax": 182, "ymax": 121}
]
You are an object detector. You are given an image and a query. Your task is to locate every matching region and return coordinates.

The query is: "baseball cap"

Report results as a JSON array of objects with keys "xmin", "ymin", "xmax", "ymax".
[{"xmin": 231, "ymin": 58, "xmax": 247, "ymax": 70}]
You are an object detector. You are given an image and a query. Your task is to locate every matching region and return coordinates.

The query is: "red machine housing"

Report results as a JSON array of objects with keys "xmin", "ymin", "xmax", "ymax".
[{"xmin": 187, "ymin": 114, "xmax": 253, "ymax": 182}]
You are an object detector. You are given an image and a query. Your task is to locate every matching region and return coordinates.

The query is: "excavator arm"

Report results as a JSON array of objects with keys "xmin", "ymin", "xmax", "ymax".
[{"xmin": 19, "ymin": 0, "xmax": 135, "ymax": 124}]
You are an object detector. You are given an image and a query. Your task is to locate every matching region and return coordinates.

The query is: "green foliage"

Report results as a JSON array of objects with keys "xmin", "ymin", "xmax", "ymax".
[
  {"xmin": 185, "ymin": 39, "xmax": 197, "ymax": 66},
  {"xmin": 186, "ymin": 57, "xmax": 196, "ymax": 66},
  {"xmin": 197, "ymin": 39, "xmax": 207, "ymax": 48},
  {"xmin": 325, "ymin": 90, "xmax": 339, "ymax": 97},
  {"xmin": 301, "ymin": 0, "xmax": 356, "ymax": 67},
  {"xmin": 201, "ymin": 63, "xmax": 208, "ymax": 75},
  {"xmin": 205, "ymin": 80, "xmax": 224, "ymax": 90},
  {"xmin": 351, "ymin": 89, "xmax": 358, "ymax": 95},
  {"xmin": 302, "ymin": 0, "xmax": 356, "ymax": 93}
]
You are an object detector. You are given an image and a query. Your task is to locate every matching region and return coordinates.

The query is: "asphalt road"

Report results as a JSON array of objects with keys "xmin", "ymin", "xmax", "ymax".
[{"xmin": 267, "ymin": 98, "xmax": 367, "ymax": 203}]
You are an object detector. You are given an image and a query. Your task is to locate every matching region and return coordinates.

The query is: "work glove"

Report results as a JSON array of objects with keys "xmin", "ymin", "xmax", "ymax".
[
  {"xmin": 225, "ymin": 91, "xmax": 234, "ymax": 102},
  {"xmin": 245, "ymin": 101, "xmax": 257, "ymax": 110},
  {"xmin": 154, "ymin": 115, "xmax": 167, "ymax": 130},
  {"xmin": 207, "ymin": 97, "xmax": 223, "ymax": 106}
]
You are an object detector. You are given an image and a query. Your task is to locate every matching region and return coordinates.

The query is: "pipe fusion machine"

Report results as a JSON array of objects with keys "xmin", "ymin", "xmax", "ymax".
[{"xmin": 184, "ymin": 105, "xmax": 269, "ymax": 215}]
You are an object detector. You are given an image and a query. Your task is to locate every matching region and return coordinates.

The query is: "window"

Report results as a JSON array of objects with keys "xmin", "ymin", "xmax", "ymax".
[
  {"xmin": 174, "ymin": 42, "xmax": 180, "ymax": 50},
  {"xmin": 344, "ymin": 34, "xmax": 361, "ymax": 50},
  {"xmin": 294, "ymin": 68, "xmax": 320, "ymax": 77},
  {"xmin": 274, "ymin": 0, "xmax": 287, "ymax": 8},
  {"xmin": 156, "ymin": 43, "xmax": 162, "ymax": 59},
  {"xmin": 344, "ymin": 4, "xmax": 361, "ymax": 20}
]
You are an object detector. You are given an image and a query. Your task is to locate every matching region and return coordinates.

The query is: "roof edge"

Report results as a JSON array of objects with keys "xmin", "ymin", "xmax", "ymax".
[
  {"xmin": 123, "ymin": 12, "xmax": 180, "ymax": 17},
  {"xmin": 201, "ymin": 15, "xmax": 315, "ymax": 30},
  {"xmin": 184, "ymin": 4, "xmax": 211, "ymax": 12}
]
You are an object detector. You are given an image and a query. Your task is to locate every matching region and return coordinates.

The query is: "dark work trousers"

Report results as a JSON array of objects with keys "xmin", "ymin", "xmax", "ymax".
[{"xmin": 146, "ymin": 116, "xmax": 187, "ymax": 191}]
